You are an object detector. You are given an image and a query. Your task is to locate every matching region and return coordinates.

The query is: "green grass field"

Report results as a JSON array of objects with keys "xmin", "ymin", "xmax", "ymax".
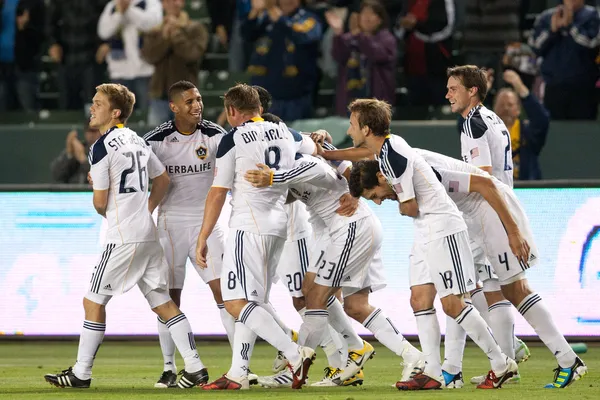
[{"xmin": 0, "ymin": 341, "xmax": 597, "ymax": 399}]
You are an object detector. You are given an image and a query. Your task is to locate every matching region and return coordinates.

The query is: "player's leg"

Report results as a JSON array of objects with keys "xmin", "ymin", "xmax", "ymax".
[
  {"xmin": 155, "ymin": 226, "xmax": 188, "ymax": 385},
  {"xmin": 139, "ymin": 241, "xmax": 208, "ymax": 389},
  {"xmin": 191, "ymin": 222, "xmax": 236, "ymax": 348},
  {"xmin": 501, "ymin": 275, "xmax": 587, "ymax": 388},
  {"xmin": 433, "ymin": 231, "xmax": 516, "ymax": 389}
]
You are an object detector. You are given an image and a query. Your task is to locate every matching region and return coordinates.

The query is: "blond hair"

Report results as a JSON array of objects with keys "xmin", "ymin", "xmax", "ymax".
[
  {"xmin": 95, "ymin": 83, "xmax": 136, "ymax": 123},
  {"xmin": 348, "ymin": 98, "xmax": 392, "ymax": 137}
]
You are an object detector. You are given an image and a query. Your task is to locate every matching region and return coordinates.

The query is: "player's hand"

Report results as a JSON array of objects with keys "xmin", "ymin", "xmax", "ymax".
[
  {"xmin": 310, "ymin": 129, "xmax": 331, "ymax": 145},
  {"xmin": 508, "ymin": 231, "xmax": 530, "ymax": 266},
  {"xmin": 314, "ymin": 141, "xmax": 325, "ymax": 157},
  {"xmin": 87, "ymin": 172, "xmax": 94, "ymax": 186},
  {"xmin": 244, "ymin": 163, "xmax": 273, "ymax": 187},
  {"xmin": 196, "ymin": 237, "xmax": 209, "ymax": 268},
  {"xmin": 336, "ymin": 193, "xmax": 359, "ymax": 217}
]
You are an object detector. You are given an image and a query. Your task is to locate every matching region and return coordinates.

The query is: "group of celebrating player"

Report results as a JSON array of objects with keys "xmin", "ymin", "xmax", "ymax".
[{"xmin": 44, "ymin": 64, "xmax": 588, "ymax": 391}]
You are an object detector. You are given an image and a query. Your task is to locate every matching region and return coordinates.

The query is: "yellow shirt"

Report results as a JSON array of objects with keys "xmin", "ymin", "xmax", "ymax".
[{"xmin": 509, "ymin": 119, "xmax": 520, "ymax": 179}]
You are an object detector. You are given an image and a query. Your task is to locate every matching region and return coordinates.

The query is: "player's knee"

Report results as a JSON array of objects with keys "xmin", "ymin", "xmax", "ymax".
[
  {"xmin": 223, "ymin": 300, "xmax": 245, "ymax": 319},
  {"xmin": 410, "ymin": 288, "xmax": 433, "ymax": 312},
  {"xmin": 343, "ymin": 301, "xmax": 362, "ymax": 321},
  {"xmin": 500, "ymin": 275, "xmax": 531, "ymax": 305},
  {"xmin": 440, "ymin": 295, "xmax": 464, "ymax": 319},
  {"xmin": 209, "ymin": 279, "xmax": 224, "ymax": 304},
  {"xmin": 292, "ymin": 296, "xmax": 305, "ymax": 311},
  {"xmin": 483, "ymin": 289, "xmax": 505, "ymax": 306}
]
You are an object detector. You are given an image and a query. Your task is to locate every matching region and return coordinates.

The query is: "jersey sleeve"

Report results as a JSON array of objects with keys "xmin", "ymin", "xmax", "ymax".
[
  {"xmin": 287, "ymin": 125, "xmax": 316, "ymax": 155},
  {"xmin": 436, "ymin": 169, "xmax": 472, "ymax": 194},
  {"xmin": 462, "ymin": 118, "xmax": 492, "ymax": 168},
  {"xmin": 208, "ymin": 133, "xmax": 223, "ymax": 157},
  {"xmin": 272, "ymin": 157, "xmax": 340, "ymax": 189},
  {"xmin": 213, "ymin": 133, "xmax": 236, "ymax": 189},
  {"xmin": 381, "ymin": 145, "xmax": 415, "ymax": 203},
  {"xmin": 147, "ymin": 150, "xmax": 166, "ymax": 179},
  {"xmin": 89, "ymin": 140, "xmax": 110, "ymax": 191}
]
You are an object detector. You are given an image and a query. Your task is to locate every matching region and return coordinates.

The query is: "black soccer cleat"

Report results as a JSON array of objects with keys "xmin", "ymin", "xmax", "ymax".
[
  {"xmin": 44, "ymin": 367, "xmax": 91, "ymax": 388},
  {"xmin": 177, "ymin": 368, "xmax": 209, "ymax": 388},
  {"xmin": 154, "ymin": 370, "xmax": 178, "ymax": 388}
]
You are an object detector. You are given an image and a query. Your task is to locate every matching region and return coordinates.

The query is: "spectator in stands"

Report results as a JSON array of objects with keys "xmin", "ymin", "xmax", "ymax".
[
  {"xmin": 462, "ymin": 0, "xmax": 521, "ymax": 86},
  {"xmin": 0, "ymin": 0, "xmax": 45, "ymax": 112},
  {"xmin": 394, "ymin": 0, "xmax": 455, "ymax": 107},
  {"xmin": 243, "ymin": 0, "xmax": 323, "ymax": 122},
  {"xmin": 46, "ymin": 0, "xmax": 107, "ymax": 113},
  {"xmin": 208, "ymin": 0, "xmax": 250, "ymax": 72},
  {"xmin": 326, "ymin": 0, "xmax": 396, "ymax": 117},
  {"xmin": 51, "ymin": 123, "xmax": 101, "ymax": 184},
  {"xmin": 529, "ymin": 0, "xmax": 599, "ymax": 120},
  {"xmin": 142, "ymin": 0, "xmax": 208, "ymax": 127},
  {"xmin": 494, "ymin": 69, "xmax": 550, "ymax": 180},
  {"xmin": 97, "ymin": 0, "xmax": 163, "ymax": 119}
]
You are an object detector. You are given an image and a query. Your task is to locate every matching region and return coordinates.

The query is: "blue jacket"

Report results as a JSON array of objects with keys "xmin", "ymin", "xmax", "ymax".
[
  {"xmin": 529, "ymin": 5, "xmax": 600, "ymax": 85},
  {"xmin": 457, "ymin": 94, "xmax": 550, "ymax": 180},
  {"xmin": 242, "ymin": 7, "xmax": 322, "ymax": 100}
]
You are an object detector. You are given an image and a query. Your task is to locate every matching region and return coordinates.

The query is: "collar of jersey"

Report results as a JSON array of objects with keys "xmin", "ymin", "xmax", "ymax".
[
  {"xmin": 466, "ymin": 104, "xmax": 482, "ymax": 119},
  {"xmin": 104, "ymin": 124, "xmax": 124, "ymax": 135},
  {"xmin": 250, "ymin": 116, "xmax": 264, "ymax": 122}
]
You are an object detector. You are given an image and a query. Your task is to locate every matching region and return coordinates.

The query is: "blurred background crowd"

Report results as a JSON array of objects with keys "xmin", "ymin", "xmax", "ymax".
[{"xmin": 0, "ymin": 0, "xmax": 599, "ymax": 183}]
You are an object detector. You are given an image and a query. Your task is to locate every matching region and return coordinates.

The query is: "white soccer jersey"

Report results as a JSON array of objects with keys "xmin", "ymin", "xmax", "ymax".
[
  {"xmin": 460, "ymin": 104, "xmax": 514, "ymax": 187},
  {"xmin": 271, "ymin": 155, "xmax": 373, "ymax": 235},
  {"xmin": 213, "ymin": 117, "xmax": 313, "ymax": 237},
  {"xmin": 285, "ymin": 201, "xmax": 312, "ymax": 242},
  {"xmin": 378, "ymin": 135, "xmax": 466, "ymax": 243},
  {"xmin": 89, "ymin": 125, "xmax": 165, "ymax": 244},
  {"xmin": 143, "ymin": 119, "xmax": 226, "ymax": 227}
]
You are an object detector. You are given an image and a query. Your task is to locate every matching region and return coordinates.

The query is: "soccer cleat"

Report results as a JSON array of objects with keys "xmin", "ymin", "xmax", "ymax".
[
  {"xmin": 44, "ymin": 367, "xmax": 91, "ymax": 388},
  {"xmin": 202, "ymin": 374, "xmax": 249, "ymax": 390},
  {"xmin": 396, "ymin": 373, "xmax": 442, "ymax": 390},
  {"xmin": 335, "ymin": 340, "xmax": 375, "ymax": 383},
  {"xmin": 476, "ymin": 358, "xmax": 518, "ymax": 389},
  {"xmin": 311, "ymin": 367, "xmax": 364, "ymax": 387},
  {"xmin": 272, "ymin": 330, "xmax": 298, "ymax": 373},
  {"xmin": 289, "ymin": 345, "xmax": 316, "ymax": 389},
  {"xmin": 401, "ymin": 358, "xmax": 425, "ymax": 382},
  {"xmin": 442, "ymin": 370, "xmax": 464, "ymax": 389},
  {"xmin": 514, "ymin": 338, "xmax": 531, "ymax": 364},
  {"xmin": 471, "ymin": 372, "xmax": 521, "ymax": 385},
  {"xmin": 544, "ymin": 357, "xmax": 587, "ymax": 389},
  {"xmin": 176, "ymin": 368, "xmax": 209, "ymax": 388},
  {"xmin": 154, "ymin": 370, "xmax": 177, "ymax": 388},
  {"xmin": 248, "ymin": 370, "xmax": 259, "ymax": 385},
  {"xmin": 257, "ymin": 369, "xmax": 295, "ymax": 388}
]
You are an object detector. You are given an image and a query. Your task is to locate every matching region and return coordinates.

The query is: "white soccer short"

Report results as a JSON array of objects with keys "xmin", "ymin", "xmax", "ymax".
[
  {"xmin": 465, "ymin": 192, "xmax": 539, "ymax": 284},
  {"xmin": 85, "ymin": 241, "xmax": 169, "ymax": 308},
  {"xmin": 158, "ymin": 221, "xmax": 226, "ymax": 289},
  {"xmin": 221, "ymin": 228, "xmax": 285, "ymax": 303},
  {"xmin": 470, "ymin": 238, "xmax": 498, "ymax": 283},
  {"xmin": 310, "ymin": 217, "xmax": 386, "ymax": 296},
  {"xmin": 277, "ymin": 235, "xmax": 314, "ymax": 298},
  {"xmin": 409, "ymin": 230, "xmax": 477, "ymax": 298}
]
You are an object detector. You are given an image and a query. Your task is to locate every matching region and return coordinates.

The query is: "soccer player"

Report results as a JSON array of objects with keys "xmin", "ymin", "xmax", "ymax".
[
  {"xmin": 142, "ymin": 80, "xmax": 236, "ymax": 388},
  {"xmin": 346, "ymin": 98, "xmax": 517, "ymax": 390},
  {"xmin": 446, "ymin": 65, "xmax": 528, "ymax": 384},
  {"xmin": 44, "ymin": 83, "xmax": 208, "ymax": 389},
  {"xmin": 245, "ymin": 153, "xmax": 425, "ymax": 386},
  {"xmin": 351, "ymin": 149, "xmax": 589, "ymax": 389},
  {"xmin": 195, "ymin": 84, "xmax": 316, "ymax": 390}
]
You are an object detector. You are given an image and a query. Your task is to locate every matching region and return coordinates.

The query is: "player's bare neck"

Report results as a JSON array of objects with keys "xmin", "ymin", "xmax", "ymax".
[
  {"xmin": 174, "ymin": 118, "xmax": 196, "ymax": 135},
  {"xmin": 100, "ymin": 119, "xmax": 123, "ymax": 135},
  {"xmin": 461, "ymin": 101, "xmax": 482, "ymax": 119},
  {"xmin": 365, "ymin": 135, "xmax": 386, "ymax": 155}
]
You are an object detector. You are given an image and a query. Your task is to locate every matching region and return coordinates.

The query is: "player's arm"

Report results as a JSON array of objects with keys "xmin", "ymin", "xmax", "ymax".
[
  {"xmin": 386, "ymin": 148, "xmax": 418, "ymax": 217},
  {"xmin": 289, "ymin": 127, "xmax": 317, "ymax": 155},
  {"xmin": 320, "ymin": 145, "xmax": 374, "ymax": 162},
  {"xmin": 245, "ymin": 158, "xmax": 339, "ymax": 189},
  {"xmin": 88, "ymin": 139, "xmax": 110, "ymax": 217},
  {"xmin": 146, "ymin": 150, "xmax": 169, "ymax": 213}
]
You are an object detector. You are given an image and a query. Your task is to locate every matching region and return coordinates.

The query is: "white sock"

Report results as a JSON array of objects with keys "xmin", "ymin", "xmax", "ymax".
[
  {"xmin": 227, "ymin": 321, "xmax": 257, "ymax": 377},
  {"xmin": 239, "ymin": 302, "xmax": 301, "ymax": 365},
  {"xmin": 263, "ymin": 302, "xmax": 292, "ymax": 336},
  {"xmin": 455, "ymin": 305, "xmax": 506, "ymax": 373},
  {"xmin": 487, "ymin": 301, "xmax": 515, "ymax": 359},
  {"xmin": 165, "ymin": 313, "xmax": 204, "ymax": 373},
  {"xmin": 157, "ymin": 317, "xmax": 177, "ymax": 372},
  {"xmin": 320, "ymin": 324, "xmax": 346, "ymax": 369},
  {"xmin": 470, "ymin": 288, "xmax": 490, "ymax": 324},
  {"xmin": 299, "ymin": 309, "xmax": 329, "ymax": 350},
  {"xmin": 326, "ymin": 296, "xmax": 363, "ymax": 350},
  {"xmin": 443, "ymin": 314, "xmax": 466, "ymax": 375},
  {"xmin": 73, "ymin": 320, "xmax": 105, "ymax": 380},
  {"xmin": 363, "ymin": 308, "xmax": 421, "ymax": 363},
  {"xmin": 218, "ymin": 304, "xmax": 236, "ymax": 349},
  {"xmin": 517, "ymin": 293, "xmax": 576, "ymax": 368},
  {"xmin": 414, "ymin": 308, "xmax": 442, "ymax": 378}
]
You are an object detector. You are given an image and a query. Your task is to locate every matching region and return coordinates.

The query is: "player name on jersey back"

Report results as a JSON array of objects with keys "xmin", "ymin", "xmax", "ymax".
[
  {"xmin": 89, "ymin": 126, "xmax": 165, "ymax": 244},
  {"xmin": 144, "ymin": 120, "xmax": 226, "ymax": 224}
]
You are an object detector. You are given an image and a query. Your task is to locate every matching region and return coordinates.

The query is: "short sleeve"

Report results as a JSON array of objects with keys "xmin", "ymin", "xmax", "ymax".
[
  {"xmin": 89, "ymin": 139, "xmax": 110, "ymax": 190},
  {"xmin": 208, "ymin": 134, "xmax": 223, "ymax": 158},
  {"xmin": 461, "ymin": 117, "xmax": 492, "ymax": 168},
  {"xmin": 437, "ymin": 169, "xmax": 472, "ymax": 193},
  {"xmin": 213, "ymin": 133, "xmax": 236, "ymax": 189},
  {"xmin": 147, "ymin": 150, "xmax": 166, "ymax": 179},
  {"xmin": 287, "ymin": 126, "xmax": 316, "ymax": 155},
  {"xmin": 381, "ymin": 148, "xmax": 415, "ymax": 203}
]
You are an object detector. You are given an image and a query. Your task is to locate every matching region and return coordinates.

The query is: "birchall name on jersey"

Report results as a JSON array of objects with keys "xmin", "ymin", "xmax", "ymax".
[{"xmin": 241, "ymin": 127, "xmax": 285, "ymax": 143}]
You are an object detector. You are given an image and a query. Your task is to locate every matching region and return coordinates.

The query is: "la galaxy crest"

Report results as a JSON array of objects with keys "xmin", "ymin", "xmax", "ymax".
[{"xmin": 195, "ymin": 145, "xmax": 208, "ymax": 160}]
